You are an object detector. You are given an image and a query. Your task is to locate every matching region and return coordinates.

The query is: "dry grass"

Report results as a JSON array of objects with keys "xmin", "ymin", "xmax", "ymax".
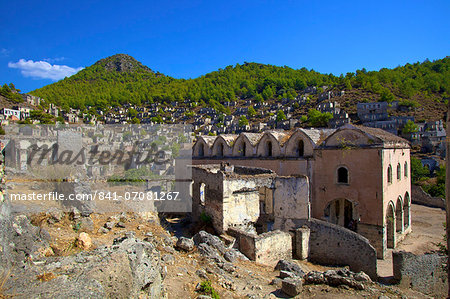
[
  {"xmin": 0, "ymin": 268, "xmax": 12, "ymax": 298},
  {"xmin": 36, "ymin": 272, "xmax": 56, "ymax": 282}
]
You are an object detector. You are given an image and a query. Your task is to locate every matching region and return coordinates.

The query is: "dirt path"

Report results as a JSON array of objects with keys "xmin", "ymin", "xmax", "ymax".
[{"xmin": 377, "ymin": 203, "xmax": 445, "ymax": 278}]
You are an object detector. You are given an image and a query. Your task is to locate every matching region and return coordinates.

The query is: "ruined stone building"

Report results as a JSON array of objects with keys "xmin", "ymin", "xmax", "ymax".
[
  {"xmin": 191, "ymin": 124, "xmax": 411, "ymax": 258},
  {"xmin": 191, "ymin": 164, "xmax": 309, "ymax": 234}
]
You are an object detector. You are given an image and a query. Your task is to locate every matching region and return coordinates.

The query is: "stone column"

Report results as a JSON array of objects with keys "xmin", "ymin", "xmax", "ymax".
[{"xmin": 295, "ymin": 227, "xmax": 310, "ymax": 260}]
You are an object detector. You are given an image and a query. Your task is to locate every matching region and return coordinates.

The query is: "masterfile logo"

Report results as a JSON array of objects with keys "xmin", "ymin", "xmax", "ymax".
[{"xmin": 2, "ymin": 124, "xmax": 193, "ymax": 213}]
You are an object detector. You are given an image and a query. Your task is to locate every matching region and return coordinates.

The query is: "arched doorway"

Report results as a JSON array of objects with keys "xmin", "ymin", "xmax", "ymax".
[
  {"xmin": 396, "ymin": 196, "xmax": 403, "ymax": 233},
  {"xmin": 386, "ymin": 202, "xmax": 395, "ymax": 248},
  {"xmin": 324, "ymin": 199, "xmax": 358, "ymax": 231}
]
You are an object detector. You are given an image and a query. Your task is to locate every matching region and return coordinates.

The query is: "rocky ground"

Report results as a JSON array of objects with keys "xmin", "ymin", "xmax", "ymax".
[{"xmin": 0, "ymin": 204, "xmax": 439, "ymax": 298}]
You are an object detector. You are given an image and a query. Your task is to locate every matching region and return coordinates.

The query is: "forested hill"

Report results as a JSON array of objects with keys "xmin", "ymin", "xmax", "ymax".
[{"xmin": 31, "ymin": 54, "xmax": 449, "ymax": 116}]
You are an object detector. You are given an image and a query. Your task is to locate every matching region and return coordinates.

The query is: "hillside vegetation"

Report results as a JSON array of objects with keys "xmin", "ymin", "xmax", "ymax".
[{"xmin": 29, "ymin": 54, "xmax": 450, "ymax": 117}]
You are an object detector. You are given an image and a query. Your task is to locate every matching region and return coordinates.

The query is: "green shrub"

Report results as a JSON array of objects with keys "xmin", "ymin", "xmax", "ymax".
[{"xmin": 198, "ymin": 280, "xmax": 220, "ymax": 299}]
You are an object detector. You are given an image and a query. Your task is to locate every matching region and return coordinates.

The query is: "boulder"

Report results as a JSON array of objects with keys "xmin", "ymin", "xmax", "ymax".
[
  {"xmin": 224, "ymin": 249, "xmax": 248, "ymax": 262},
  {"xmin": 279, "ymin": 270, "xmax": 296, "ymax": 279},
  {"xmin": 47, "ymin": 207, "xmax": 64, "ymax": 223},
  {"xmin": 8, "ymin": 215, "xmax": 50, "ymax": 263},
  {"xmin": 8, "ymin": 276, "xmax": 107, "ymax": 299},
  {"xmin": 282, "ymin": 277, "xmax": 303, "ymax": 296},
  {"xmin": 176, "ymin": 237, "xmax": 194, "ymax": 251},
  {"xmin": 58, "ymin": 181, "xmax": 95, "ymax": 217},
  {"xmin": 76, "ymin": 232, "xmax": 92, "ymax": 250},
  {"xmin": 275, "ymin": 260, "xmax": 306, "ymax": 278},
  {"xmin": 270, "ymin": 278, "xmax": 283, "ymax": 287},
  {"xmin": 197, "ymin": 243, "xmax": 225, "ymax": 263},
  {"xmin": 77, "ymin": 217, "xmax": 94, "ymax": 233},
  {"xmin": 304, "ymin": 268, "xmax": 369, "ymax": 290},
  {"xmin": 223, "ymin": 250, "xmax": 238, "ymax": 262},
  {"xmin": 193, "ymin": 231, "xmax": 227, "ymax": 254},
  {"xmin": 354, "ymin": 271, "xmax": 371, "ymax": 282},
  {"xmin": 304, "ymin": 271, "xmax": 326, "ymax": 284},
  {"xmin": 2, "ymin": 236, "xmax": 164, "ymax": 298}
]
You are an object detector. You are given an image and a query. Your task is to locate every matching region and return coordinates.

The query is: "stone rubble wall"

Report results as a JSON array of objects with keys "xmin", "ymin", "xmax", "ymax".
[
  {"xmin": 411, "ymin": 184, "xmax": 445, "ymax": 209},
  {"xmin": 0, "ymin": 141, "xmax": 12, "ymax": 270},
  {"xmin": 392, "ymin": 250, "xmax": 447, "ymax": 298},
  {"xmin": 295, "ymin": 218, "xmax": 377, "ymax": 279},
  {"xmin": 228, "ymin": 228, "xmax": 292, "ymax": 266}
]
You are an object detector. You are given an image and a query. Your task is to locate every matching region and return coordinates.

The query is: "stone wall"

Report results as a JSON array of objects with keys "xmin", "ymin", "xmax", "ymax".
[
  {"xmin": 0, "ymin": 142, "xmax": 11, "ymax": 270},
  {"xmin": 357, "ymin": 223, "xmax": 385, "ymax": 258},
  {"xmin": 192, "ymin": 158, "xmax": 310, "ymax": 177},
  {"xmin": 411, "ymin": 184, "xmax": 445, "ymax": 209},
  {"xmin": 273, "ymin": 176, "xmax": 310, "ymax": 231},
  {"xmin": 223, "ymin": 187, "xmax": 260, "ymax": 230},
  {"xmin": 393, "ymin": 251, "xmax": 447, "ymax": 298},
  {"xmin": 191, "ymin": 167, "xmax": 225, "ymax": 232},
  {"xmin": 228, "ymin": 228, "xmax": 292, "ymax": 266},
  {"xmin": 296, "ymin": 219, "xmax": 377, "ymax": 279}
]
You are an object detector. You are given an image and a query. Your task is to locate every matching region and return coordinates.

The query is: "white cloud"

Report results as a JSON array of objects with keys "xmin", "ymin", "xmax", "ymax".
[
  {"xmin": 43, "ymin": 57, "xmax": 66, "ymax": 63},
  {"xmin": 8, "ymin": 59, "xmax": 83, "ymax": 81}
]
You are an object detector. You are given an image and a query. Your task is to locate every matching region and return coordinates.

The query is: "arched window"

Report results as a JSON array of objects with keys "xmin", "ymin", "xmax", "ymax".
[
  {"xmin": 218, "ymin": 143, "xmax": 224, "ymax": 157},
  {"xmin": 337, "ymin": 167, "xmax": 349, "ymax": 184},
  {"xmin": 199, "ymin": 144, "xmax": 204, "ymax": 157},
  {"xmin": 397, "ymin": 163, "xmax": 401, "ymax": 180},
  {"xmin": 298, "ymin": 140, "xmax": 304, "ymax": 157},
  {"xmin": 404, "ymin": 162, "xmax": 408, "ymax": 178},
  {"xmin": 240, "ymin": 142, "xmax": 246, "ymax": 157},
  {"xmin": 387, "ymin": 165, "xmax": 392, "ymax": 184},
  {"xmin": 267, "ymin": 141, "xmax": 272, "ymax": 157}
]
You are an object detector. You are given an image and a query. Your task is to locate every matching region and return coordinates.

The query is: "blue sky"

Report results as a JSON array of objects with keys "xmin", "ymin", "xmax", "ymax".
[{"xmin": 1, "ymin": 0, "xmax": 449, "ymax": 93}]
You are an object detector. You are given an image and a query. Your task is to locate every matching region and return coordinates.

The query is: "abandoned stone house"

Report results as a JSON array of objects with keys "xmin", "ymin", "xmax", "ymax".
[
  {"xmin": 191, "ymin": 164, "xmax": 309, "ymax": 235},
  {"xmin": 191, "ymin": 124, "xmax": 411, "ymax": 259}
]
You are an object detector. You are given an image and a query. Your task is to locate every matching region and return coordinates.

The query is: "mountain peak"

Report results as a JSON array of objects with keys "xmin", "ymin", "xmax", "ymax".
[{"xmin": 94, "ymin": 54, "xmax": 154, "ymax": 73}]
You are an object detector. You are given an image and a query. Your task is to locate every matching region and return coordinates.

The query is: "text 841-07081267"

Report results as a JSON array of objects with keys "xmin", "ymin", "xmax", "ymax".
[{"xmin": 94, "ymin": 191, "xmax": 180, "ymax": 201}]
